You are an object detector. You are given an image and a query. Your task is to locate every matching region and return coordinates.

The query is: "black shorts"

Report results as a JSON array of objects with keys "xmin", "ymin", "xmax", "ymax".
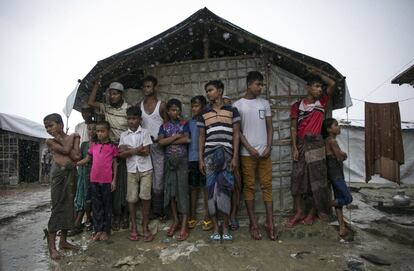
[{"xmin": 188, "ymin": 161, "xmax": 206, "ymax": 188}]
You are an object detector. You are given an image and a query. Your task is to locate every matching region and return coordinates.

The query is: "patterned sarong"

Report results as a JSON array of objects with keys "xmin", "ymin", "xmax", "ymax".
[
  {"xmin": 291, "ymin": 135, "xmax": 330, "ymax": 214},
  {"xmin": 205, "ymin": 146, "xmax": 234, "ymax": 216},
  {"xmin": 74, "ymin": 142, "xmax": 90, "ymax": 212},
  {"xmin": 150, "ymin": 143, "xmax": 165, "ymax": 215},
  {"xmin": 163, "ymin": 155, "xmax": 189, "ymax": 214},
  {"xmin": 48, "ymin": 162, "xmax": 75, "ymax": 232}
]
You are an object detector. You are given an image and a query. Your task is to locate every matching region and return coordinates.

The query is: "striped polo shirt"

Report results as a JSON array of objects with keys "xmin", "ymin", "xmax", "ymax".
[{"xmin": 197, "ymin": 104, "xmax": 240, "ymax": 156}]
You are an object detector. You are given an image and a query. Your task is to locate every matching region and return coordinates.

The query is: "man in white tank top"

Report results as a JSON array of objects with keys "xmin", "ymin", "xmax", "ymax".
[{"xmin": 139, "ymin": 75, "xmax": 168, "ymax": 219}]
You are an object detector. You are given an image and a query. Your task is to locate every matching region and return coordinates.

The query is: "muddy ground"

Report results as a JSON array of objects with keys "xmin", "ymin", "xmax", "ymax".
[{"xmin": 0, "ymin": 183, "xmax": 413, "ymax": 271}]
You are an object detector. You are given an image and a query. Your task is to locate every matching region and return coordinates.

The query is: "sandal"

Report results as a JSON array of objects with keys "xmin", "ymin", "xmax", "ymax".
[
  {"xmin": 188, "ymin": 219, "xmax": 197, "ymax": 229},
  {"xmin": 249, "ymin": 225, "xmax": 262, "ymax": 240},
  {"xmin": 222, "ymin": 233, "xmax": 233, "ymax": 241},
  {"xmin": 284, "ymin": 215, "xmax": 303, "ymax": 228},
  {"xmin": 301, "ymin": 215, "xmax": 317, "ymax": 225},
  {"xmin": 230, "ymin": 218, "xmax": 240, "ymax": 231},
  {"xmin": 264, "ymin": 224, "xmax": 278, "ymax": 241},
  {"xmin": 202, "ymin": 219, "xmax": 213, "ymax": 231},
  {"xmin": 166, "ymin": 224, "xmax": 179, "ymax": 237},
  {"xmin": 177, "ymin": 229, "xmax": 189, "ymax": 241},
  {"xmin": 143, "ymin": 231, "xmax": 154, "ymax": 242},
  {"xmin": 210, "ymin": 233, "xmax": 221, "ymax": 241},
  {"xmin": 128, "ymin": 232, "xmax": 139, "ymax": 241}
]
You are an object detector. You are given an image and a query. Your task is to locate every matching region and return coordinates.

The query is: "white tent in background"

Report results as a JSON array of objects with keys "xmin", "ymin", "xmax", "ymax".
[{"xmin": 336, "ymin": 119, "xmax": 414, "ymax": 185}]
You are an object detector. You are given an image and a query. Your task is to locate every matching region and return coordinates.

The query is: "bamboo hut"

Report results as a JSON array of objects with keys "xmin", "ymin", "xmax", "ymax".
[{"xmin": 74, "ymin": 8, "xmax": 349, "ymax": 215}]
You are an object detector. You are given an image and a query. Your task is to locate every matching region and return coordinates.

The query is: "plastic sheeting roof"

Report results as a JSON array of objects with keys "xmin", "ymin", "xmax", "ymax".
[{"xmin": 0, "ymin": 113, "xmax": 51, "ymax": 139}]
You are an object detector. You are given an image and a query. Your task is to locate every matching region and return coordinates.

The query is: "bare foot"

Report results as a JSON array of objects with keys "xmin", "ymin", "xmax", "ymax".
[
  {"xmin": 339, "ymin": 225, "xmax": 349, "ymax": 237},
  {"xmin": 59, "ymin": 240, "xmax": 80, "ymax": 250},
  {"xmin": 301, "ymin": 215, "xmax": 317, "ymax": 225},
  {"xmin": 99, "ymin": 232, "xmax": 109, "ymax": 241},
  {"xmin": 92, "ymin": 232, "xmax": 102, "ymax": 242},
  {"xmin": 285, "ymin": 213, "xmax": 304, "ymax": 228},
  {"xmin": 49, "ymin": 248, "xmax": 63, "ymax": 260}
]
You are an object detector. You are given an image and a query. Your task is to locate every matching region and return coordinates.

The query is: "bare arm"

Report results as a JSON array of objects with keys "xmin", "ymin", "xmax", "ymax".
[
  {"xmin": 159, "ymin": 102, "xmax": 168, "ymax": 123},
  {"xmin": 231, "ymin": 122, "xmax": 240, "ymax": 171},
  {"xmin": 111, "ymin": 158, "xmax": 118, "ymax": 192},
  {"xmin": 291, "ymin": 118, "xmax": 299, "ymax": 161},
  {"xmin": 261, "ymin": 116, "xmax": 273, "ymax": 158},
  {"xmin": 329, "ymin": 138, "xmax": 347, "ymax": 161},
  {"xmin": 88, "ymin": 80, "xmax": 103, "ymax": 110},
  {"xmin": 118, "ymin": 145, "xmax": 150, "ymax": 158},
  {"xmin": 76, "ymin": 154, "xmax": 91, "ymax": 166},
  {"xmin": 173, "ymin": 132, "xmax": 190, "ymax": 145},
  {"xmin": 46, "ymin": 134, "xmax": 77, "ymax": 155},
  {"xmin": 158, "ymin": 133, "xmax": 182, "ymax": 146},
  {"xmin": 198, "ymin": 127, "xmax": 206, "ymax": 175},
  {"xmin": 69, "ymin": 135, "xmax": 81, "ymax": 161}
]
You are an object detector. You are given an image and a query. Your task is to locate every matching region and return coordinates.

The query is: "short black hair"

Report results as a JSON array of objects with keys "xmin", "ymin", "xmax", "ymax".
[
  {"xmin": 322, "ymin": 118, "xmax": 337, "ymax": 139},
  {"xmin": 43, "ymin": 113, "xmax": 63, "ymax": 124},
  {"xmin": 142, "ymin": 75, "xmax": 158, "ymax": 87},
  {"xmin": 306, "ymin": 74, "xmax": 323, "ymax": 86},
  {"xmin": 204, "ymin": 80, "xmax": 224, "ymax": 92},
  {"xmin": 190, "ymin": 95, "xmax": 207, "ymax": 106},
  {"xmin": 96, "ymin": 120, "xmax": 110, "ymax": 131},
  {"xmin": 126, "ymin": 106, "xmax": 142, "ymax": 117},
  {"xmin": 166, "ymin": 98, "xmax": 182, "ymax": 111},
  {"xmin": 246, "ymin": 71, "xmax": 264, "ymax": 86}
]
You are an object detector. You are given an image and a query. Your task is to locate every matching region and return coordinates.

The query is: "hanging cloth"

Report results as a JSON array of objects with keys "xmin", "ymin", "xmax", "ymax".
[{"xmin": 365, "ymin": 102, "xmax": 404, "ymax": 184}]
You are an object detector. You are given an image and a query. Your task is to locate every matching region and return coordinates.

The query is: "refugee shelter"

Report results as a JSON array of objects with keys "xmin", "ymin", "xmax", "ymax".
[
  {"xmin": 0, "ymin": 113, "xmax": 50, "ymax": 185},
  {"xmin": 392, "ymin": 64, "xmax": 414, "ymax": 87},
  {"xmin": 73, "ymin": 8, "xmax": 349, "ymax": 214}
]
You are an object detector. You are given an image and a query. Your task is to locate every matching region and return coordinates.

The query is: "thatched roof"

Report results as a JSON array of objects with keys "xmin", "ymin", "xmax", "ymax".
[
  {"xmin": 392, "ymin": 64, "xmax": 414, "ymax": 87},
  {"xmin": 74, "ymin": 7, "xmax": 347, "ymax": 110}
]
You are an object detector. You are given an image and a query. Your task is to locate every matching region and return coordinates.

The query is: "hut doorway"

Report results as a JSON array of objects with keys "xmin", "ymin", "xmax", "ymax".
[{"xmin": 18, "ymin": 140, "xmax": 39, "ymax": 183}]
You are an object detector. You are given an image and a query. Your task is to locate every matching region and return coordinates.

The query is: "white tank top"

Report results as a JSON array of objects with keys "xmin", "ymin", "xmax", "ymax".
[{"xmin": 141, "ymin": 100, "xmax": 163, "ymax": 141}]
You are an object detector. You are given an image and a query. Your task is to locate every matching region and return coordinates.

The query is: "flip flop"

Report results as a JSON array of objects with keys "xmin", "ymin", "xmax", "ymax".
[
  {"xmin": 230, "ymin": 218, "xmax": 240, "ymax": 231},
  {"xmin": 284, "ymin": 216, "xmax": 302, "ymax": 228},
  {"xmin": 166, "ymin": 224, "xmax": 179, "ymax": 237},
  {"xmin": 128, "ymin": 232, "xmax": 139, "ymax": 241},
  {"xmin": 222, "ymin": 233, "xmax": 233, "ymax": 241},
  {"xmin": 202, "ymin": 219, "xmax": 213, "ymax": 231},
  {"xmin": 301, "ymin": 216, "xmax": 317, "ymax": 225},
  {"xmin": 210, "ymin": 233, "xmax": 221, "ymax": 241},
  {"xmin": 143, "ymin": 232, "xmax": 154, "ymax": 242},
  {"xmin": 177, "ymin": 229, "xmax": 189, "ymax": 241},
  {"xmin": 188, "ymin": 219, "xmax": 197, "ymax": 229}
]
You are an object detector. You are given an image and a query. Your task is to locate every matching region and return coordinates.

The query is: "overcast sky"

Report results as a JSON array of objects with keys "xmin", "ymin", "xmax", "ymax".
[{"xmin": 1, "ymin": 0, "xmax": 413, "ymax": 131}]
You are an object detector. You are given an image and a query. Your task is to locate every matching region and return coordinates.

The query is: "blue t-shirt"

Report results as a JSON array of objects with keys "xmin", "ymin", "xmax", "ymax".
[
  {"xmin": 188, "ymin": 118, "xmax": 199, "ymax": 162},
  {"xmin": 158, "ymin": 120, "xmax": 189, "ymax": 157}
]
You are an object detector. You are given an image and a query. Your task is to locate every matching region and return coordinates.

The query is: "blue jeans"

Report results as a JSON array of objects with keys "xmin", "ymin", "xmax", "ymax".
[
  {"xmin": 332, "ymin": 179, "xmax": 353, "ymax": 208},
  {"xmin": 91, "ymin": 182, "xmax": 112, "ymax": 233}
]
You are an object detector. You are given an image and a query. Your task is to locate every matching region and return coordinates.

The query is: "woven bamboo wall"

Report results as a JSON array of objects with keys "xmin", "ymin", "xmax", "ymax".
[{"xmin": 124, "ymin": 56, "xmax": 308, "ymax": 215}]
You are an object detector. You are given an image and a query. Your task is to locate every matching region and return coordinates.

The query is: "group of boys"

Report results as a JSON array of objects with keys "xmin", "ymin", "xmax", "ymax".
[{"xmin": 44, "ymin": 69, "xmax": 342, "ymax": 260}]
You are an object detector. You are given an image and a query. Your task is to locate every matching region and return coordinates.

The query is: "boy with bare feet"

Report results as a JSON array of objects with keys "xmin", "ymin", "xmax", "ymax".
[
  {"xmin": 43, "ymin": 113, "xmax": 81, "ymax": 260},
  {"xmin": 322, "ymin": 118, "xmax": 353, "ymax": 237}
]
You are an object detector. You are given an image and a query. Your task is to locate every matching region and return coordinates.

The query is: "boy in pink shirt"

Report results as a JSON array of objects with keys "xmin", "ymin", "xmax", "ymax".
[{"xmin": 78, "ymin": 121, "xmax": 119, "ymax": 241}]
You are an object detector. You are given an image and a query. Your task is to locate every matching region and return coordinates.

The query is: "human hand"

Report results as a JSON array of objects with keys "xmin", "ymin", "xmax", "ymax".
[
  {"xmin": 248, "ymin": 146, "xmax": 260, "ymax": 159},
  {"xmin": 261, "ymin": 146, "xmax": 272, "ymax": 158},
  {"xmin": 199, "ymin": 160, "xmax": 206, "ymax": 176},
  {"xmin": 292, "ymin": 147, "xmax": 299, "ymax": 161},
  {"xmin": 111, "ymin": 181, "xmax": 116, "ymax": 192},
  {"xmin": 230, "ymin": 157, "xmax": 238, "ymax": 172}
]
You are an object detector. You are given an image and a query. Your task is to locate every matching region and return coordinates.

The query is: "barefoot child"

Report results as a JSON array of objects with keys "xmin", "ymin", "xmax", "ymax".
[
  {"xmin": 198, "ymin": 80, "xmax": 241, "ymax": 241},
  {"xmin": 72, "ymin": 123, "xmax": 96, "ymax": 235},
  {"xmin": 158, "ymin": 99, "xmax": 190, "ymax": 241},
  {"xmin": 43, "ymin": 113, "xmax": 81, "ymax": 260},
  {"xmin": 119, "ymin": 106, "xmax": 154, "ymax": 242},
  {"xmin": 187, "ymin": 95, "xmax": 212, "ymax": 231},
  {"xmin": 322, "ymin": 118, "xmax": 353, "ymax": 237},
  {"xmin": 78, "ymin": 121, "xmax": 119, "ymax": 241}
]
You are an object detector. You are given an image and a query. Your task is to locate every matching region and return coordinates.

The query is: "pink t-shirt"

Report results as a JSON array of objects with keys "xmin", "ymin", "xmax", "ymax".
[
  {"xmin": 88, "ymin": 142, "xmax": 119, "ymax": 183},
  {"xmin": 291, "ymin": 95, "xmax": 329, "ymax": 139}
]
